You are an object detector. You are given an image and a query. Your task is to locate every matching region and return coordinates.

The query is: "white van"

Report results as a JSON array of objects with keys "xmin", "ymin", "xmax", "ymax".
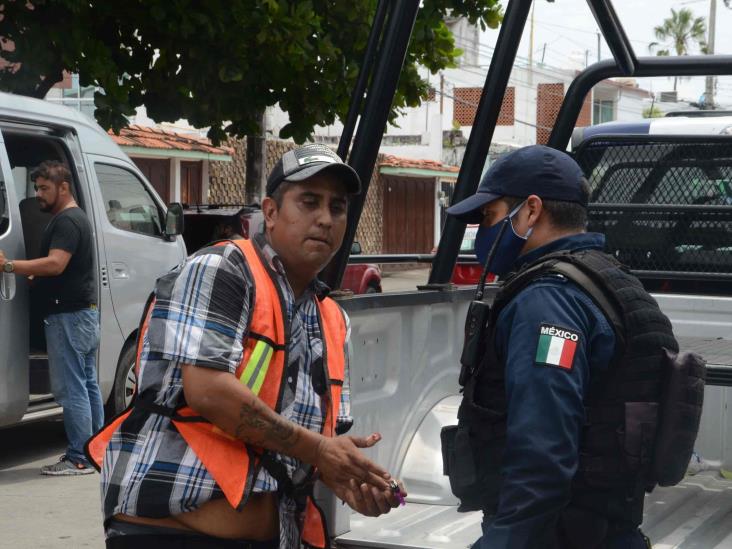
[{"xmin": 0, "ymin": 92, "xmax": 187, "ymax": 427}]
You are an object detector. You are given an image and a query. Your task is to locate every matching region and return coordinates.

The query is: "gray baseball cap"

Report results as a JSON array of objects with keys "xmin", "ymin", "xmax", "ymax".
[{"xmin": 266, "ymin": 143, "xmax": 361, "ymax": 196}]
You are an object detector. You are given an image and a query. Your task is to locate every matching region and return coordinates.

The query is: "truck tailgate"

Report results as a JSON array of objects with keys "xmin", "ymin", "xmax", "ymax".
[{"xmin": 336, "ymin": 471, "xmax": 732, "ymax": 549}]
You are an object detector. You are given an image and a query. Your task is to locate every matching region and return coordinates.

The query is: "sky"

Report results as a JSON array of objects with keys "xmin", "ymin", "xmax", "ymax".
[{"xmin": 475, "ymin": 0, "xmax": 732, "ymax": 107}]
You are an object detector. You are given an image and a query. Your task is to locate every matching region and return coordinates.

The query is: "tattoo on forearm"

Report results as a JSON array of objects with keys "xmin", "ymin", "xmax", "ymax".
[{"xmin": 235, "ymin": 399, "xmax": 300, "ymax": 451}]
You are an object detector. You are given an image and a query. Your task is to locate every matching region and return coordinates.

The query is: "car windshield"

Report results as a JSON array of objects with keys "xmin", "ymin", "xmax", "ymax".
[{"xmin": 460, "ymin": 225, "xmax": 478, "ymax": 253}]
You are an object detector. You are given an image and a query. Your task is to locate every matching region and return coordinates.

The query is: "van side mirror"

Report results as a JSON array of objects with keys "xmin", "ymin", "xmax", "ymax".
[
  {"xmin": 351, "ymin": 241, "xmax": 362, "ymax": 255},
  {"xmin": 165, "ymin": 202, "xmax": 184, "ymax": 240}
]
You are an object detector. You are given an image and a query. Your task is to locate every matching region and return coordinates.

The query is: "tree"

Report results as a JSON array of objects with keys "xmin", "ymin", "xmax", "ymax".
[
  {"xmin": 649, "ymin": 8, "xmax": 707, "ymax": 91},
  {"xmin": 0, "ymin": 1, "xmax": 502, "ymax": 145},
  {"xmin": 643, "ymin": 105, "xmax": 664, "ymax": 119}
]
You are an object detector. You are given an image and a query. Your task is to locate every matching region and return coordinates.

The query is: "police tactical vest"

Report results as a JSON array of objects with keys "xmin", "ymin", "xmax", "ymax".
[
  {"xmin": 87, "ymin": 239, "xmax": 347, "ymax": 549},
  {"xmin": 442, "ymin": 248, "xmax": 705, "ymax": 538}
]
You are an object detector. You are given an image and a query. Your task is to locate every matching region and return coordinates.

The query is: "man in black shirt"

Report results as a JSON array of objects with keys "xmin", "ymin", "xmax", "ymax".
[{"xmin": 0, "ymin": 160, "xmax": 103, "ymax": 475}]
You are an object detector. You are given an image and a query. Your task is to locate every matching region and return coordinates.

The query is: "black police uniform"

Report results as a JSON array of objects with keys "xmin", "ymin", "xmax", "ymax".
[{"xmin": 471, "ymin": 233, "xmax": 650, "ymax": 549}]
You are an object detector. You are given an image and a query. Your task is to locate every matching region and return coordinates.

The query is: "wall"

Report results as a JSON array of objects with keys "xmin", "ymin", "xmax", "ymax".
[
  {"xmin": 209, "ymin": 139, "xmax": 384, "ymax": 254},
  {"xmin": 379, "ymin": 112, "xmax": 444, "ymax": 162},
  {"xmin": 357, "ymin": 156, "xmax": 385, "ymax": 255},
  {"xmin": 208, "ymin": 138, "xmax": 298, "ymax": 204}
]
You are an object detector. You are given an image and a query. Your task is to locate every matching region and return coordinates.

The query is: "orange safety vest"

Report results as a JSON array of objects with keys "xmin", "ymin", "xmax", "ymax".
[{"xmin": 87, "ymin": 239, "xmax": 347, "ymax": 549}]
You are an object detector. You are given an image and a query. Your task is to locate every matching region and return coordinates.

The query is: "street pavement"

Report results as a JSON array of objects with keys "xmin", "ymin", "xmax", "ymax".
[
  {"xmin": 0, "ymin": 269, "xmax": 433, "ymax": 549},
  {"xmin": 379, "ymin": 267, "xmax": 430, "ymax": 293},
  {"xmin": 0, "ymin": 420, "xmax": 104, "ymax": 548}
]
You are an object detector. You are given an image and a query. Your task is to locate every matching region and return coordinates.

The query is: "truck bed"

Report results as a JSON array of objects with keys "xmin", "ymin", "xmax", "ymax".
[
  {"xmin": 337, "ymin": 471, "xmax": 732, "ymax": 549},
  {"xmin": 679, "ymin": 337, "xmax": 732, "ymax": 368},
  {"xmin": 333, "ymin": 291, "xmax": 732, "ymax": 549}
]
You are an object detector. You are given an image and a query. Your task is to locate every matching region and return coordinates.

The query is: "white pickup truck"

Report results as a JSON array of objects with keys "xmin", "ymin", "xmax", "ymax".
[
  {"xmin": 331, "ymin": 121, "xmax": 732, "ymax": 548},
  {"xmin": 312, "ymin": 0, "xmax": 732, "ymax": 544},
  {"xmin": 4, "ymin": 1, "xmax": 730, "ymax": 547}
]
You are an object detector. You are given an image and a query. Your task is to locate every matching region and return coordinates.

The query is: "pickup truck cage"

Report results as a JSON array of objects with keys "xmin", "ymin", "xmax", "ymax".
[{"xmin": 323, "ymin": 0, "xmax": 732, "ymax": 287}]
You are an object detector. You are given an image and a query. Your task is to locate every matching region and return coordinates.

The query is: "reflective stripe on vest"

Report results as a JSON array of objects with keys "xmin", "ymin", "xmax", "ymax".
[{"xmin": 86, "ymin": 238, "xmax": 346, "ymax": 548}]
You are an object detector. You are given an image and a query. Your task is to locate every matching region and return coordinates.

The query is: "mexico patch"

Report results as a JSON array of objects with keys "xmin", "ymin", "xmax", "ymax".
[{"xmin": 535, "ymin": 324, "xmax": 579, "ymax": 370}]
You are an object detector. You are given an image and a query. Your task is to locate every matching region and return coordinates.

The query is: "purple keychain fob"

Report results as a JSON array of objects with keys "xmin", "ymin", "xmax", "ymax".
[{"xmin": 389, "ymin": 480, "xmax": 405, "ymax": 506}]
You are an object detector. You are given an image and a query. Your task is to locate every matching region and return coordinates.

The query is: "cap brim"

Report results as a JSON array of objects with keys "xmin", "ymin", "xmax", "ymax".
[
  {"xmin": 284, "ymin": 163, "xmax": 361, "ymax": 194},
  {"xmin": 445, "ymin": 192, "xmax": 501, "ymax": 223}
]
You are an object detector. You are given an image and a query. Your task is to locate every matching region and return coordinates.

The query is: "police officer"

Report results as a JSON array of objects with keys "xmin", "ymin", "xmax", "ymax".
[{"xmin": 445, "ymin": 145, "xmax": 672, "ymax": 549}]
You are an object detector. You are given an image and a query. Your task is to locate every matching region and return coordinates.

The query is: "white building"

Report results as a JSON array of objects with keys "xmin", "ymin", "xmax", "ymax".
[{"xmin": 267, "ymin": 20, "xmax": 651, "ymax": 165}]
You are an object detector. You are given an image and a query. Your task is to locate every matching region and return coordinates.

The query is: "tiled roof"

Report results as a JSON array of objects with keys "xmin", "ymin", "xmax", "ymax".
[
  {"xmin": 379, "ymin": 154, "xmax": 460, "ymax": 173},
  {"xmin": 108, "ymin": 125, "xmax": 233, "ymax": 156}
]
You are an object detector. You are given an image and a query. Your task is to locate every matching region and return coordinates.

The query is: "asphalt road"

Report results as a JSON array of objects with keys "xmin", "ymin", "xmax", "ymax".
[
  {"xmin": 0, "ymin": 420, "xmax": 104, "ymax": 548},
  {"xmin": 379, "ymin": 268, "xmax": 430, "ymax": 293}
]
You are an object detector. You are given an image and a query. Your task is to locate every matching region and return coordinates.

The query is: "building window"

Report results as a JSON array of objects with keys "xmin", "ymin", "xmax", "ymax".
[
  {"xmin": 593, "ymin": 100, "xmax": 615, "ymax": 124},
  {"xmin": 45, "ymin": 73, "xmax": 97, "ymax": 119},
  {"xmin": 95, "ymin": 163, "xmax": 165, "ymax": 237}
]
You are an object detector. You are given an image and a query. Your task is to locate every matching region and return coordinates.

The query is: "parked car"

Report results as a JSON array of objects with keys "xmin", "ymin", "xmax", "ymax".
[
  {"xmin": 182, "ymin": 205, "xmax": 382, "ymax": 294},
  {"xmin": 439, "ymin": 224, "xmax": 496, "ymax": 285}
]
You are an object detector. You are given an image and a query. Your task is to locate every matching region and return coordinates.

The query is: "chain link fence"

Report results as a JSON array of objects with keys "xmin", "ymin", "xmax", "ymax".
[{"xmin": 575, "ymin": 136, "xmax": 732, "ymax": 279}]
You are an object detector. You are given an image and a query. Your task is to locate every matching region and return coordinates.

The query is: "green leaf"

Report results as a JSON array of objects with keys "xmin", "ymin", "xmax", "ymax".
[{"xmin": 2, "ymin": 0, "xmax": 504, "ymax": 143}]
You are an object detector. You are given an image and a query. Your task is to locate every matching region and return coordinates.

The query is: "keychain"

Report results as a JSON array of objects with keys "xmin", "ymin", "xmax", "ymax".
[{"xmin": 389, "ymin": 479, "xmax": 406, "ymax": 506}]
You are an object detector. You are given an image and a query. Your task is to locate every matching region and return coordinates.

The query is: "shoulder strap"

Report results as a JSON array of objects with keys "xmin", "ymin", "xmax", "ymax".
[
  {"xmin": 228, "ymin": 238, "xmax": 286, "ymax": 348},
  {"xmin": 496, "ymin": 250, "xmax": 627, "ymax": 358},
  {"xmin": 133, "ymin": 290, "xmax": 157, "ymax": 380},
  {"xmin": 317, "ymin": 296, "xmax": 347, "ymax": 382},
  {"xmin": 549, "ymin": 260, "xmax": 625, "ymax": 346}
]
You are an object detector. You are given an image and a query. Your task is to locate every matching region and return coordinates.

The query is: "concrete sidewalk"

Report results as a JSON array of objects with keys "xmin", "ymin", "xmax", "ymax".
[
  {"xmin": 380, "ymin": 268, "xmax": 430, "ymax": 293},
  {"xmin": 0, "ymin": 421, "xmax": 104, "ymax": 548}
]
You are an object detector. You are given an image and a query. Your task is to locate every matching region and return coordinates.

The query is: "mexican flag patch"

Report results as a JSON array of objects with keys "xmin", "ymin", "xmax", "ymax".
[{"xmin": 535, "ymin": 324, "xmax": 580, "ymax": 370}]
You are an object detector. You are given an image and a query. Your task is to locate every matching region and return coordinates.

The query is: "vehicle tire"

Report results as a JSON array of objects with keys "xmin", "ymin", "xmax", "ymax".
[
  {"xmin": 365, "ymin": 282, "xmax": 381, "ymax": 294},
  {"xmin": 106, "ymin": 340, "xmax": 137, "ymax": 418}
]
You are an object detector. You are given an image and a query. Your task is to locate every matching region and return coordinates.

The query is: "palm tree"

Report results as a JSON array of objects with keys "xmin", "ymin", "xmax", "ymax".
[{"xmin": 649, "ymin": 8, "xmax": 707, "ymax": 91}]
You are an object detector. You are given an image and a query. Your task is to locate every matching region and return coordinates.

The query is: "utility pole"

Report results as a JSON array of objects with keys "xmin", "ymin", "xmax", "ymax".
[
  {"xmin": 704, "ymin": 0, "xmax": 716, "ymax": 109},
  {"xmin": 541, "ymin": 43, "xmax": 547, "ymax": 65},
  {"xmin": 245, "ymin": 110, "xmax": 266, "ymax": 204},
  {"xmin": 585, "ymin": 49, "xmax": 589, "ymax": 68},
  {"xmin": 528, "ymin": 2, "xmax": 536, "ymax": 84},
  {"xmin": 439, "ymin": 73, "xmax": 444, "ymax": 115},
  {"xmin": 597, "ymin": 32, "xmax": 601, "ymax": 63}
]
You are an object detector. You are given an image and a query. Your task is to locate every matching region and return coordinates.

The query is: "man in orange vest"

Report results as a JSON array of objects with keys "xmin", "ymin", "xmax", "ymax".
[{"xmin": 89, "ymin": 144, "xmax": 405, "ymax": 549}]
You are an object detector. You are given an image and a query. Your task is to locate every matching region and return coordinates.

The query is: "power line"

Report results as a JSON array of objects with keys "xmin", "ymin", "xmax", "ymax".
[
  {"xmin": 445, "ymin": 67, "xmax": 657, "ymax": 119},
  {"xmin": 452, "ymin": 35, "xmax": 723, "ymax": 110},
  {"xmin": 533, "ymin": 21, "xmax": 651, "ymax": 47},
  {"xmin": 453, "ymin": 37, "xmax": 585, "ymax": 81}
]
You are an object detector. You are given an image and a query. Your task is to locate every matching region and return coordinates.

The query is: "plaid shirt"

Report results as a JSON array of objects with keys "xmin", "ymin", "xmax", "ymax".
[{"xmin": 101, "ymin": 235, "xmax": 352, "ymax": 548}]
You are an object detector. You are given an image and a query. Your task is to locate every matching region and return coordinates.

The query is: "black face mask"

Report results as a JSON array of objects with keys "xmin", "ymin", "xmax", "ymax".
[{"xmin": 474, "ymin": 201, "xmax": 533, "ymax": 276}]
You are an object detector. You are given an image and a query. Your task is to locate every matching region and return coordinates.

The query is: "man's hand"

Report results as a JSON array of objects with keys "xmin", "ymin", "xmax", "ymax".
[
  {"xmin": 0, "ymin": 250, "xmax": 6, "ymax": 269},
  {"xmin": 315, "ymin": 433, "xmax": 391, "ymax": 492},
  {"xmin": 333, "ymin": 479, "xmax": 408, "ymax": 517}
]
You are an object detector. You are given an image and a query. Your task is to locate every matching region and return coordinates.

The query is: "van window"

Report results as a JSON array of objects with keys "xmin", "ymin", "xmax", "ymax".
[{"xmin": 95, "ymin": 164, "xmax": 164, "ymax": 237}]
